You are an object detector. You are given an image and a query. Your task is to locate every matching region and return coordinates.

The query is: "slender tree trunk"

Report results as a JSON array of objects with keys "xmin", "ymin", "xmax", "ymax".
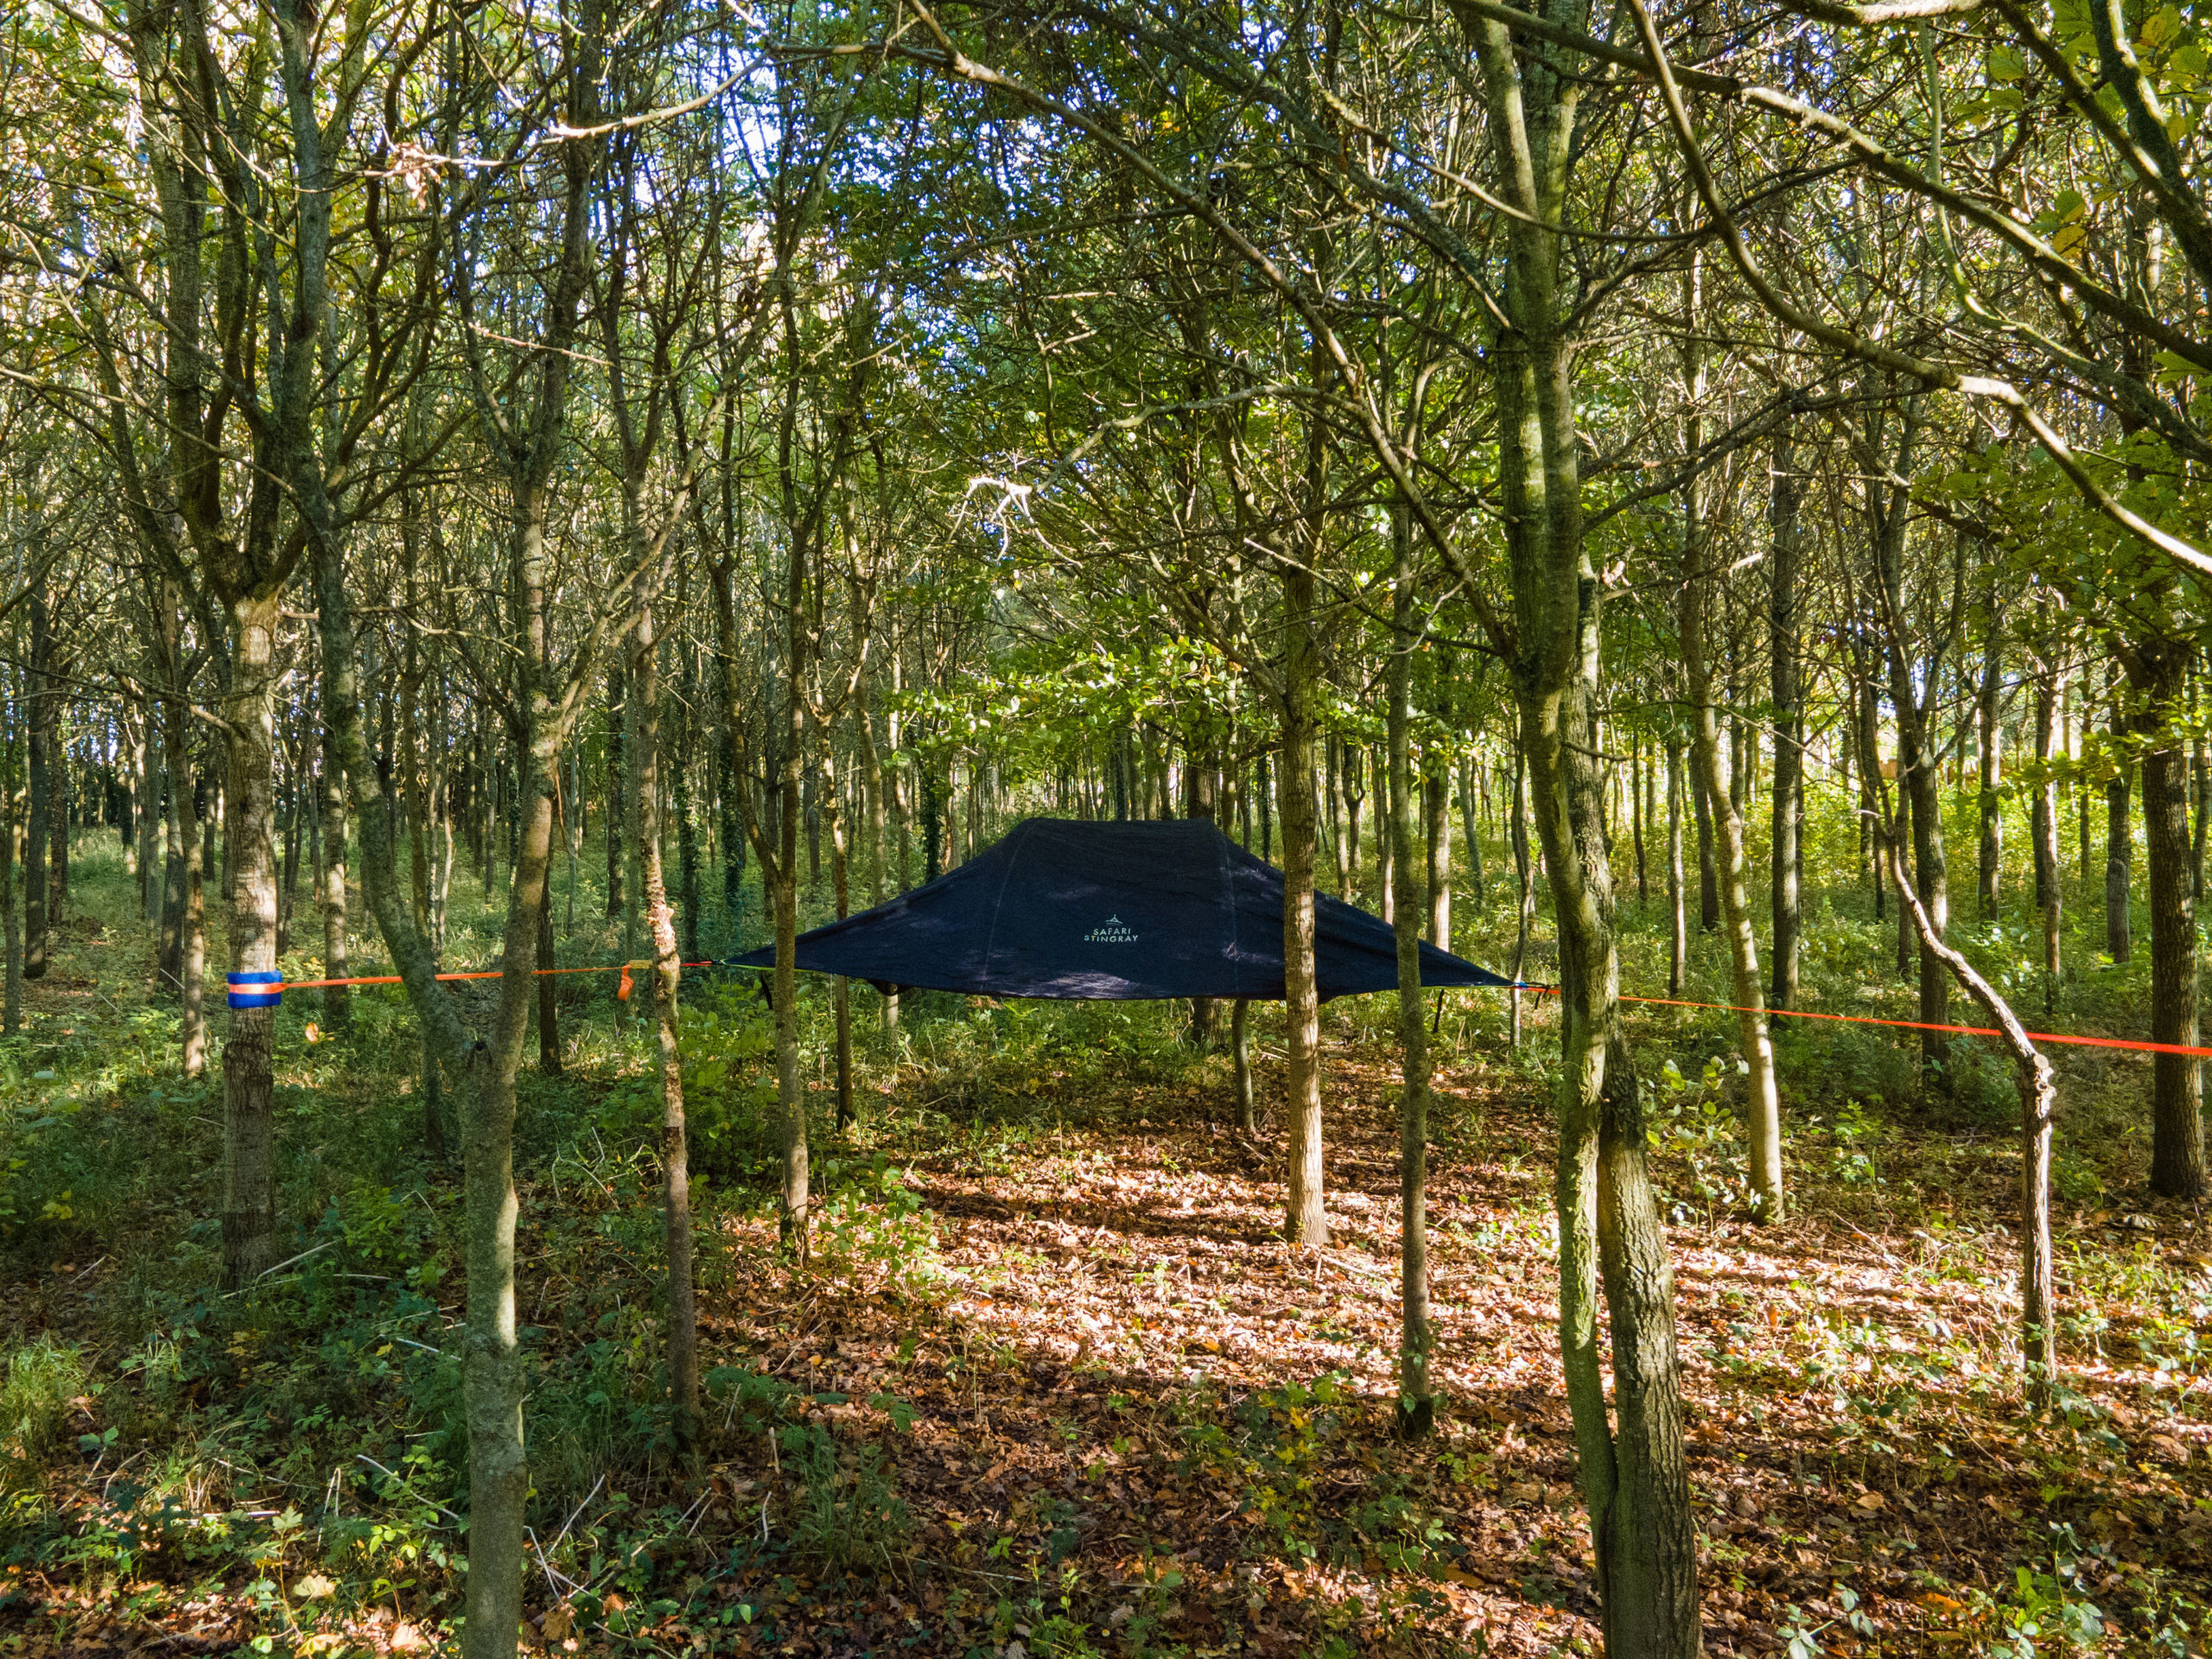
[
  {"xmin": 2139, "ymin": 669, "xmax": 2206, "ymax": 1198},
  {"xmin": 1979, "ymin": 605, "xmax": 2004, "ymax": 918},
  {"xmin": 677, "ymin": 662, "xmax": 702, "ymax": 962},
  {"xmin": 1861, "ymin": 675, "xmax": 1886, "ymax": 922},
  {"xmin": 1463, "ymin": 29, "xmax": 1700, "ymax": 1622},
  {"xmin": 607, "ymin": 663, "xmax": 626, "ymax": 919},
  {"xmin": 1187, "ymin": 752, "xmax": 1219, "ymax": 1049},
  {"xmin": 828, "ymin": 752, "xmax": 854, "ymax": 1133},
  {"xmin": 1689, "ymin": 762, "xmax": 1717, "ymax": 932},
  {"xmin": 1282, "ymin": 532, "xmax": 1326, "ymax": 1246},
  {"xmin": 1460, "ymin": 756, "xmax": 1482, "ymax": 912},
  {"xmin": 1681, "ymin": 502, "xmax": 1784, "ymax": 1222},
  {"xmin": 2108, "ymin": 701, "xmax": 2133, "ymax": 963},
  {"xmin": 537, "ymin": 874, "xmax": 561, "ymax": 1076},
  {"xmin": 1665, "ymin": 736, "xmax": 1686, "ymax": 998},
  {"xmin": 1883, "ymin": 833, "xmax": 2057, "ymax": 1394},
  {"xmin": 634, "ymin": 588, "xmax": 697, "ymax": 1441},
  {"xmin": 1232, "ymin": 996, "xmax": 1255, "ymax": 1133},
  {"xmin": 1768, "ymin": 425, "xmax": 1802, "ymax": 1011},
  {"xmin": 1630, "ymin": 734, "xmax": 1647, "ymax": 909},
  {"xmin": 1389, "ymin": 500, "xmax": 1433, "ymax": 1433},
  {"xmin": 3, "ymin": 688, "xmax": 17, "ymax": 1035},
  {"xmin": 25, "ymin": 585, "xmax": 48, "ymax": 982},
  {"xmin": 219, "ymin": 593, "xmax": 283, "ymax": 1289},
  {"xmin": 321, "ymin": 724, "xmax": 350, "ymax": 1027},
  {"xmin": 2036, "ymin": 665, "xmax": 2063, "ymax": 1018},
  {"xmin": 181, "ymin": 757, "xmax": 206, "ymax": 1077},
  {"xmin": 1510, "ymin": 751, "xmax": 1534, "ymax": 1045},
  {"xmin": 1425, "ymin": 755, "xmax": 1451, "ymax": 950},
  {"xmin": 139, "ymin": 709, "xmax": 161, "ymax": 921},
  {"xmin": 160, "ymin": 691, "xmax": 186, "ymax": 984},
  {"xmin": 1376, "ymin": 747, "xmax": 1395, "ymax": 925},
  {"xmin": 2195, "ymin": 732, "xmax": 2210, "ymax": 903}
]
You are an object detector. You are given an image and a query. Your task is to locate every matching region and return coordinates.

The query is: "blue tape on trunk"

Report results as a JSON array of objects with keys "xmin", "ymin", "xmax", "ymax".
[{"xmin": 227, "ymin": 971, "xmax": 284, "ymax": 1010}]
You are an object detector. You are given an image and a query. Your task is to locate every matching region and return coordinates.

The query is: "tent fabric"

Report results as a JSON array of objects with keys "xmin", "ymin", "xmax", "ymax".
[{"xmin": 731, "ymin": 817, "xmax": 1515, "ymax": 1001}]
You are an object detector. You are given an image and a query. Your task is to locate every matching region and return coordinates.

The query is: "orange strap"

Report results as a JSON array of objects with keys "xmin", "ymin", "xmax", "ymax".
[
  {"xmin": 280, "ymin": 961, "xmax": 716, "ymax": 998},
  {"xmin": 1517, "ymin": 983, "xmax": 2212, "ymax": 1059}
]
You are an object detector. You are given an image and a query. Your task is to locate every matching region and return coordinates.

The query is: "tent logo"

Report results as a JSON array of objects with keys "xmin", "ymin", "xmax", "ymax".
[{"xmin": 1086, "ymin": 914, "xmax": 1139, "ymax": 944}]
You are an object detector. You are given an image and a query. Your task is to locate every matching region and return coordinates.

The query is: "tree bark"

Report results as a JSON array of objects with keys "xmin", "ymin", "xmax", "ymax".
[
  {"xmin": 1689, "ymin": 761, "xmax": 1717, "ymax": 932},
  {"xmin": 1510, "ymin": 750, "xmax": 1535, "ymax": 1045},
  {"xmin": 1681, "ymin": 492, "xmax": 1784, "ymax": 1221},
  {"xmin": 1281, "ymin": 527, "xmax": 1326, "ymax": 1246},
  {"xmin": 1978, "ymin": 601, "xmax": 2004, "ymax": 918},
  {"xmin": 1232, "ymin": 996, "xmax": 1255, "ymax": 1133},
  {"xmin": 828, "ymin": 750, "xmax": 854, "ymax": 1132},
  {"xmin": 321, "ymin": 722, "xmax": 350, "ymax": 1027},
  {"xmin": 1664, "ymin": 735, "xmax": 1686, "ymax": 999},
  {"xmin": 633, "ymin": 587, "xmax": 697, "ymax": 1441},
  {"xmin": 2036, "ymin": 663, "xmax": 2063, "ymax": 1018},
  {"xmin": 2108, "ymin": 700, "xmax": 2133, "ymax": 963},
  {"xmin": 219, "ymin": 592, "xmax": 283, "ymax": 1288},
  {"xmin": 1883, "ymin": 828, "xmax": 2058, "ymax": 1390},
  {"xmin": 25, "ymin": 583, "xmax": 49, "ymax": 982},
  {"xmin": 1465, "ymin": 13, "xmax": 1700, "ymax": 1633},
  {"xmin": 1389, "ymin": 500, "xmax": 1433, "ymax": 1434},
  {"xmin": 3, "ymin": 689, "xmax": 18, "ymax": 1036},
  {"xmin": 607, "ymin": 663, "xmax": 627, "ymax": 919},
  {"xmin": 139, "ymin": 707, "xmax": 161, "ymax": 922},
  {"xmin": 1425, "ymin": 754, "xmax": 1451, "ymax": 949},
  {"xmin": 1768, "ymin": 423, "xmax": 1802, "ymax": 1011},
  {"xmin": 181, "ymin": 755, "xmax": 207, "ymax": 1078},
  {"xmin": 2139, "ymin": 674, "xmax": 2206, "ymax": 1197}
]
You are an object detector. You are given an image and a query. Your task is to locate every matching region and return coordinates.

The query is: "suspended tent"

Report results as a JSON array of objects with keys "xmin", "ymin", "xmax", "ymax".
[{"xmin": 732, "ymin": 817, "xmax": 1513, "ymax": 1001}]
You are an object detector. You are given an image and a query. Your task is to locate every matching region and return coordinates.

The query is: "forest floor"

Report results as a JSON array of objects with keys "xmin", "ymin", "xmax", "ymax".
[{"xmin": 2, "ymin": 845, "xmax": 2211, "ymax": 1657}]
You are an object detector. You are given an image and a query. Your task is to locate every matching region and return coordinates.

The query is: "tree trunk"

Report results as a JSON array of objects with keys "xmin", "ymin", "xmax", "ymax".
[
  {"xmin": 1460, "ymin": 20, "xmax": 1700, "ymax": 1624},
  {"xmin": 828, "ymin": 751, "xmax": 854, "ymax": 1133},
  {"xmin": 321, "ymin": 723, "xmax": 350, "ymax": 1027},
  {"xmin": 2195, "ymin": 734, "xmax": 2210, "ymax": 903},
  {"xmin": 1425, "ymin": 757, "xmax": 1451, "ymax": 950},
  {"xmin": 677, "ymin": 661, "xmax": 702, "ymax": 962},
  {"xmin": 1665, "ymin": 736, "xmax": 1686, "ymax": 998},
  {"xmin": 1389, "ymin": 500, "xmax": 1433, "ymax": 1434},
  {"xmin": 1510, "ymin": 750, "xmax": 1535, "ymax": 1045},
  {"xmin": 1681, "ymin": 503, "xmax": 1785, "ymax": 1222},
  {"xmin": 2139, "ymin": 685, "xmax": 2206, "ymax": 1198},
  {"xmin": 25, "ymin": 583, "xmax": 48, "ymax": 982},
  {"xmin": 1376, "ymin": 744, "xmax": 1395, "ymax": 926},
  {"xmin": 2108, "ymin": 703, "xmax": 2133, "ymax": 963},
  {"xmin": 3, "ymin": 691, "xmax": 18, "ymax": 1036},
  {"xmin": 1978, "ymin": 606, "xmax": 2004, "ymax": 918},
  {"xmin": 1689, "ymin": 761, "xmax": 1717, "ymax": 932},
  {"xmin": 2036, "ymin": 664, "xmax": 2063, "ymax": 1018},
  {"xmin": 1187, "ymin": 753, "xmax": 1219, "ymax": 1049},
  {"xmin": 219, "ymin": 593, "xmax": 283, "ymax": 1288},
  {"xmin": 1768, "ymin": 424, "xmax": 1802, "ymax": 1012},
  {"xmin": 181, "ymin": 756, "xmax": 207, "ymax": 1077},
  {"xmin": 139, "ymin": 709, "xmax": 162, "ymax": 922},
  {"xmin": 607, "ymin": 663, "xmax": 626, "ymax": 919},
  {"xmin": 537, "ymin": 874, "xmax": 561, "ymax": 1076},
  {"xmin": 1883, "ymin": 833, "xmax": 2057, "ymax": 1394},
  {"xmin": 634, "ymin": 588, "xmax": 697, "ymax": 1442},
  {"xmin": 1232, "ymin": 996, "xmax": 1255, "ymax": 1133},
  {"xmin": 1281, "ymin": 530, "xmax": 1326, "ymax": 1246}
]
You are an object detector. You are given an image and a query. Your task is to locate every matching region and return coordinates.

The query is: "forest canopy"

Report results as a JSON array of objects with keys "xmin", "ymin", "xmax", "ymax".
[{"xmin": 0, "ymin": 0, "xmax": 2209, "ymax": 1653}]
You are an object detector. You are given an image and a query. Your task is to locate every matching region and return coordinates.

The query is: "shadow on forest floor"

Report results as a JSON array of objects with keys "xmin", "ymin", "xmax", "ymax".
[{"xmin": 3, "ymin": 857, "xmax": 2210, "ymax": 1656}]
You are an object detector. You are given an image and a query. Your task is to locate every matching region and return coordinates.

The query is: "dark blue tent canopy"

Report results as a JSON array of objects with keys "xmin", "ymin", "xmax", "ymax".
[{"xmin": 732, "ymin": 817, "xmax": 1513, "ymax": 1001}]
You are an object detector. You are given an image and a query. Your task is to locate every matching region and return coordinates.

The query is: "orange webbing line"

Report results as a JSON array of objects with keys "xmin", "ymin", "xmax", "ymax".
[
  {"xmin": 1518, "ymin": 983, "xmax": 2212, "ymax": 1059},
  {"xmin": 279, "ymin": 962, "xmax": 717, "ymax": 993}
]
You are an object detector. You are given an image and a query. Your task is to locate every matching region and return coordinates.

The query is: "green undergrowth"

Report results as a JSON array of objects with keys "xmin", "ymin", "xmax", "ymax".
[{"xmin": 2, "ymin": 798, "xmax": 2207, "ymax": 1655}]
